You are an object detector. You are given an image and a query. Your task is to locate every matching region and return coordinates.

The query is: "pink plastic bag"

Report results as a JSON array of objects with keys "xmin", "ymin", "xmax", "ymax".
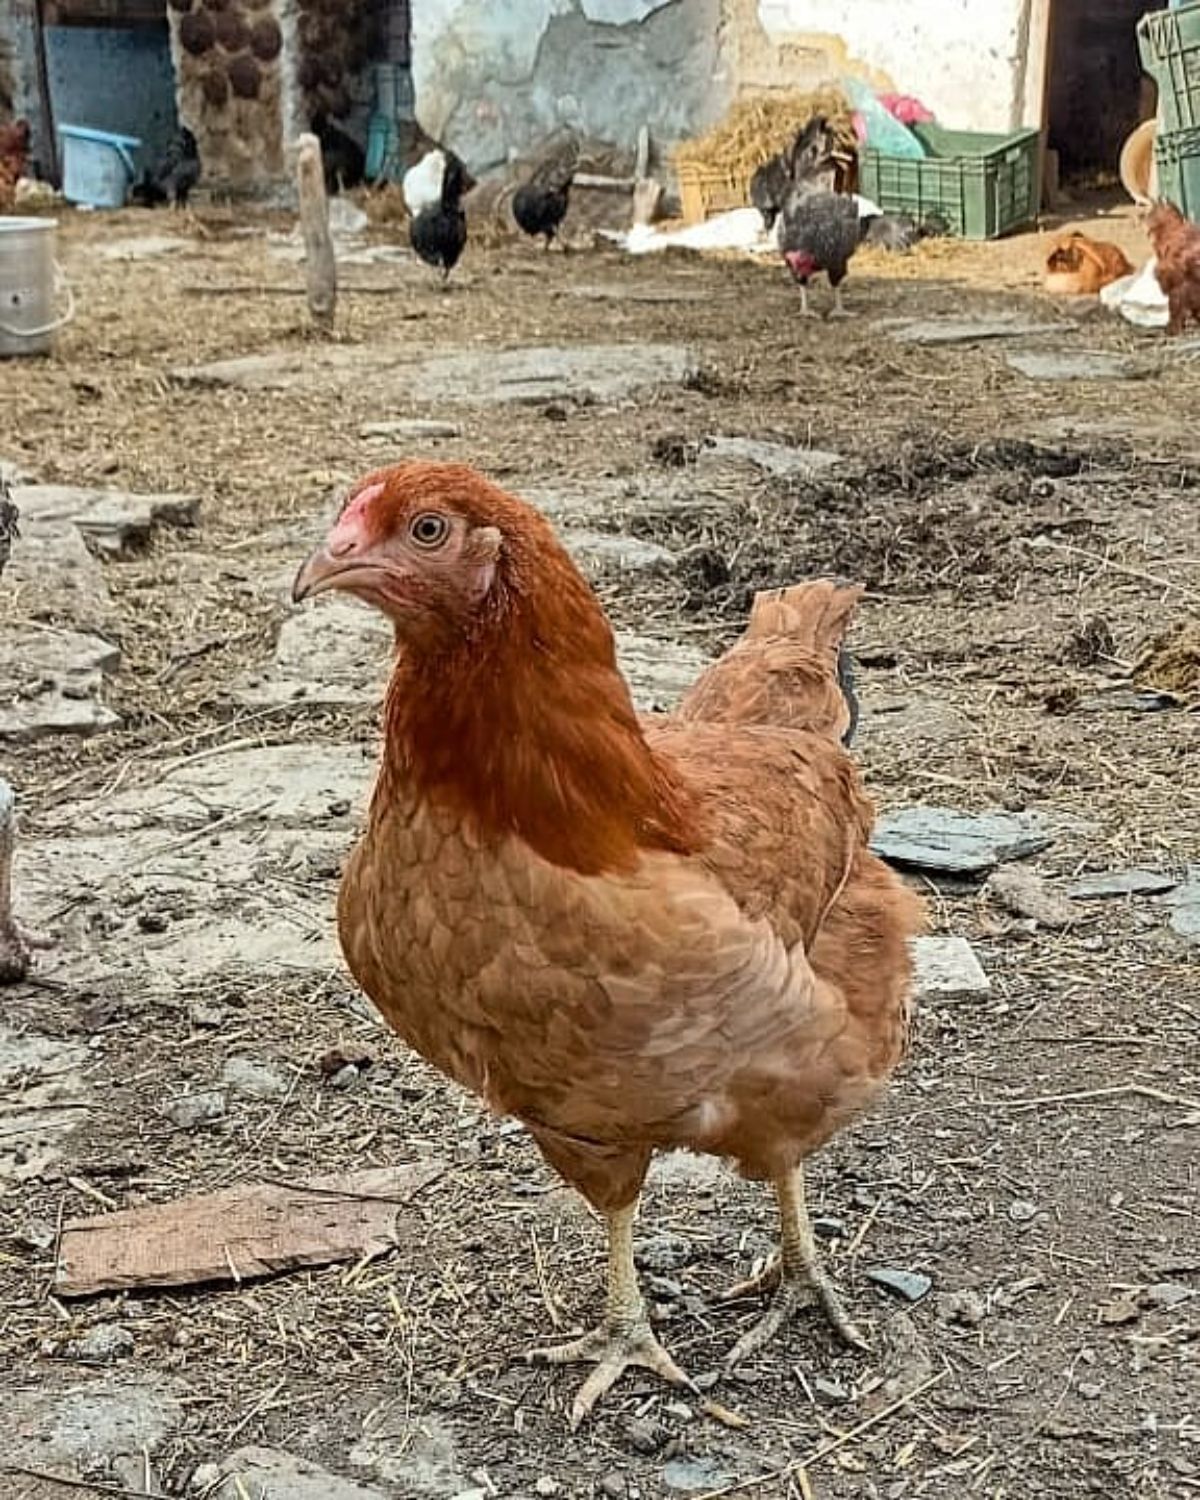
[{"xmin": 879, "ymin": 93, "xmax": 935, "ymax": 126}]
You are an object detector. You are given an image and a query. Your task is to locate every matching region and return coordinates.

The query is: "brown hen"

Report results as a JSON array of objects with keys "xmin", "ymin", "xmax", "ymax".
[
  {"xmin": 1145, "ymin": 199, "xmax": 1200, "ymax": 335},
  {"xmin": 294, "ymin": 463, "xmax": 924, "ymax": 1424}
]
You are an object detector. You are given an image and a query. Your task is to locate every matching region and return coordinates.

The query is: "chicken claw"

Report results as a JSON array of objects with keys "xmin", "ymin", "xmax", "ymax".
[
  {"xmin": 529, "ymin": 1318, "xmax": 693, "ymax": 1430},
  {"xmin": 527, "ymin": 1200, "xmax": 696, "ymax": 1427},
  {"xmin": 724, "ymin": 1167, "xmax": 868, "ymax": 1367}
]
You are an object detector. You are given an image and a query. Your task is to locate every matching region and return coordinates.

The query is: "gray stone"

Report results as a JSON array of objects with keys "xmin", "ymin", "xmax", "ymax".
[
  {"xmin": 865, "ymin": 1266, "xmax": 933, "ymax": 1302},
  {"xmin": 0, "ymin": 1027, "xmax": 94, "ymax": 1184},
  {"xmin": 0, "ymin": 627, "xmax": 121, "ymax": 742},
  {"xmin": 410, "ymin": 343, "xmax": 698, "ymax": 406},
  {"xmin": 651, "ymin": 1149, "xmax": 730, "ymax": 1192},
  {"xmin": 911, "ymin": 935, "xmax": 991, "ymax": 1001},
  {"xmin": 4, "ymin": 523, "xmax": 113, "ymax": 630},
  {"xmin": 221, "ymin": 1057, "xmax": 289, "ymax": 1101},
  {"xmin": 568, "ymin": 281, "xmax": 708, "ymax": 304},
  {"xmin": 636, "ymin": 1232, "xmax": 694, "ymax": 1272},
  {"xmin": 216, "ymin": 1447, "xmax": 389, "ymax": 1500},
  {"xmin": 872, "ymin": 806, "xmax": 1053, "ymax": 875},
  {"xmin": 164, "ymin": 1090, "xmax": 226, "ymax": 1129},
  {"xmin": 813, "ymin": 1376, "xmax": 851, "ymax": 1403},
  {"xmin": 68, "ymin": 1324, "xmax": 135, "ymax": 1363},
  {"xmin": 99, "ymin": 235, "xmax": 191, "ymax": 261},
  {"xmin": 236, "ymin": 599, "xmax": 393, "ymax": 708},
  {"xmin": 886, "ymin": 315, "xmax": 1071, "ymax": 346},
  {"xmin": 1167, "ymin": 870, "xmax": 1200, "ymax": 945},
  {"xmin": 1142, "ymin": 1281, "xmax": 1194, "ymax": 1310},
  {"xmin": 662, "ymin": 1457, "xmax": 737, "ymax": 1493},
  {"xmin": 5, "ymin": 1378, "xmax": 183, "ymax": 1471},
  {"xmin": 349, "ymin": 1415, "xmax": 465, "ymax": 1494},
  {"xmin": 1067, "ymin": 868, "xmax": 1179, "ymax": 899},
  {"xmin": 987, "ymin": 865, "xmax": 1076, "ymax": 928},
  {"xmin": 614, "ymin": 629, "xmax": 710, "ymax": 712},
  {"xmin": 1008, "ymin": 1198, "xmax": 1039, "ymax": 1223},
  {"xmin": 1006, "ymin": 349, "xmax": 1145, "ymax": 381},
  {"xmin": 937, "ymin": 1289, "xmax": 987, "ymax": 1326},
  {"xmin": 359, "ymin": 418, "xmax": 463, "ymax": 439},
  {"xmin": 562, "ymin": 527, "xmax": 676, "ymax": 574},
  {"xmin": 700, "ymin": 435, "xmax": 843, "ymax": 479},
  {"xmin": 12, "ymin": 482, "xmax": 200, "ymax": 557}
]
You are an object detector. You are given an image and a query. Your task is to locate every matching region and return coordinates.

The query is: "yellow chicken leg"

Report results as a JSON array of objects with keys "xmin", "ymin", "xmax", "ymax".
[
  {"xmin": 528, "ymin": 1199, "xmax": 695, "ymax": 1428},
  {"xmin": 724, "ymin": 1165, "xmax": 868, "ymax": 1366}
]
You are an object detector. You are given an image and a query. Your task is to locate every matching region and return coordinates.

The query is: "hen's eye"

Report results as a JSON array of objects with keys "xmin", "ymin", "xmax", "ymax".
[{"xmin": 409, "ymin": 512, "xmax": 449, "ymax": 548}]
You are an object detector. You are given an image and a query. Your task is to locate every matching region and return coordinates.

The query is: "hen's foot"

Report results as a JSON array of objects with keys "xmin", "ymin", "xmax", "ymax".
[
  {"xmin": 0, "ymin": 920, "xmax": 49, "ymax": 984},
  {"xmin": 826, "ymin": 306, "xmax": 854, "ymax": 320},
  {"xmin": 529, "ymin": 1318, "xmax": 693, "ymax": 1429},
  {"xmin": 723, "ymin": 1255, "xmax": 867, "ymax": 1366},
  {"xmin": 724, "ymin": 1167, "xmax": 868, "ymax": 1367}
]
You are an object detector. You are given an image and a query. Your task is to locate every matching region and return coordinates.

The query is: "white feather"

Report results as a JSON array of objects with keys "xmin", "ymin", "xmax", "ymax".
[{"xmin": 403, "ymin": 150, "xmax": 446, "ymax": 216}]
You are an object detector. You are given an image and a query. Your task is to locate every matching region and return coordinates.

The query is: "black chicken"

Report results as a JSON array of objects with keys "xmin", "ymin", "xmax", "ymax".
[
  {"xmin": 130, "ymin": 126, "xmax": 201, "ymax": 209},
  {"xmin": 512, "ymin": 137, "xmax": 580, "ymax": 248},
  {"xmin": 312, "ymin": 111, "xmax": 365, "ymax": 195},
  {"xmin": 406, "ymin": 149, "xmax": 471, "ymax": 283},
  {"xmin": 777, "ymin": 176, "xmax": 861, "ymax": 318},
  {"xmin": 751, "ymin": 116, "xmax": 850, "ymax": 233}
]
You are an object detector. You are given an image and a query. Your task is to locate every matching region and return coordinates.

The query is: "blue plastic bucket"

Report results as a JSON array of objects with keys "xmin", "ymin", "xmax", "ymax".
[{"xmin": 58, "ymin": 124, "xmax": 141, "ymax": 209}]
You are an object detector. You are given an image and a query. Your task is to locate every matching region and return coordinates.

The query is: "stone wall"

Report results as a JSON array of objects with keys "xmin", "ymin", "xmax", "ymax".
[
  {"xmin": 295, "ymin": 0, "xmax": 385, "ymax": 126},
  {"xmin": 411, "ymin": 0, "xmax": 729, "ymax": 175},
  {"xmin": 167, "ymin": 0, "xmax": 286, "ymax": 190}
]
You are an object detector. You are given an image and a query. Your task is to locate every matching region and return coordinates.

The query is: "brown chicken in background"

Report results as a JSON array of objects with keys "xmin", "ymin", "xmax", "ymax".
[
  {"xmin": 1042, "ymin": 231, "xmax": 1133, "ymax": 296},
  {"xmin": 293, "ymin": 462, "xmax": 924, "ymax": 1425},
  {"xmin": 1145, "ymin": 199, "xmax": 1200, "ymax": 335},
  {"xmin": 0, "ymin": 119, "xmax": 31, "ymax": 211}
]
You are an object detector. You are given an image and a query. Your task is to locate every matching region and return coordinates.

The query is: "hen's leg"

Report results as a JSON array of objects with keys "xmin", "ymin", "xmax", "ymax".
[
  {"xmin": 798, "ymin": 283, "xmax": 817, "ymax": 318},
  {"xmin": 527, "ymin": 1199, "xmax": 694, "ymax": 1428},
  {"xmin": 827, "ymin": 282, "xmax": 852, "ymax": 319},
  {"xmin": 724, "ymin": 1165, "xmax": 867, "ymax": 1367}
]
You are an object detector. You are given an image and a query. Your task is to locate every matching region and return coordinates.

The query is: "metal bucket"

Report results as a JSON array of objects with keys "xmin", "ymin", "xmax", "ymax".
[{"xmin": 0, "ymin": 217, "xmax": 74, "ymax": 358}]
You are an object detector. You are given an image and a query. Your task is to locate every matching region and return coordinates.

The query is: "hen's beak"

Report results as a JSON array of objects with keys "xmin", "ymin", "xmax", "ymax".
[{"xmin": 291, "ymin": 546, "xmax": 341, "ymax": 603}]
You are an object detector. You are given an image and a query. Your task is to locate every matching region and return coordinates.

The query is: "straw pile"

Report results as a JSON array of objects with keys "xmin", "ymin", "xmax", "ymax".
[{"xmin": 674, "ymin": 88, "xmax": 857, "ymax": 181}]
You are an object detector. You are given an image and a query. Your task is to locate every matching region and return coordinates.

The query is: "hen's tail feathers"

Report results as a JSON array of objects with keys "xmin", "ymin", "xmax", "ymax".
[{"xmin": 674, "ymin": 578, "xmax": 864, "ymax": 744}]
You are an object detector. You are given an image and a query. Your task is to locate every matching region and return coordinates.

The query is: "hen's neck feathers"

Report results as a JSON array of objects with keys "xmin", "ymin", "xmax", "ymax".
[{"xmin": 377, "ymin": 521, "xmax": 703, "ymax": 876}]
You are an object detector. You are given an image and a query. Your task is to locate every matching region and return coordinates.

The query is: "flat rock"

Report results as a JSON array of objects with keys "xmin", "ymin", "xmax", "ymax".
[
  {"xmin": 98, "ymin": 234, "xmax": 191, "ymax": 261},
  {"xmin": 410, "ymin": 342, "xmax": 698, "ymax": 405},
  {"xmin": 5, "ymin": 1377, "xmax": 183, "ymax": 1472},
  {"xmin": 699, "ymin": 435, "xmax": 843, "ymax": 478},
  {"xmin": 872, "ymin": 805, "xmax": 1052, "ymax": 875},
  {"xmin": 213, "ymin": 1447, "xmax": 389, "ymax": 1500},
  {"xmin": 349, "ymin": 1414, "xmax": 466, "ymax": 1493},
  {"xmin": 912, "ymin": 935, "xmax": 991, "ymax": 1001},
  {"xmin": 987, "ymin": 865, "xmax": 1076, "ymax": 927},
  {"xmin": 886, "ymin": 315, "xmax": 1071, "ymax": 346},
  {"xmin": 0, "ymin": 627, "xmax": 121, "ymax": 742},
  {"xmin": 662, "ymin": 1457, "xmax": 737, "ymax": 1493},
  {"xmin": 0, "ymin": 1027, "xmax": 94, "ymax": 1183},
  {"xmin": 236, "ymin": 600, "xmax": 393, "ymax": 708},
  {"xmin": 562, "ymin": 528, "xmax": 676, "ymax": 575},
  {"xmin": 222, "ymin": 1056, "xmax": 289, "ymax": 1100},
  {"xmin": 567, "ymin": 281, "xmax": 708, "ymax": 304},
  {"xmin": 1006, "ymin": 349, "xmax": 1144, "ymax": 381},
  {"xmin": 1167, "ymin": 868, "xmax": 1200, "ymax": 945},
  {"xmin": 1067, "ymin": 868, "xmax": 1179, "ymax": 899},
  {"xmin": 866, "ymin": 1265, "xmax": 933, "ymax": 1302},
  {"xmin": 614, "ymin": 630, "xmax": 709, "ymax": 712},
  {"xmin": 174, "ymin": 342, "xmax": 697, "ymax": 406},
  {"xmin": 359, "ymin": 417, "xmax": 463, "ymax": 439},
  {"xmin": 13, "ymin": 482, "xmax": 200, "ymax": 557},
  {"xmin": 3, "ymin": 522, "xmax": 114, "ymax": 629},
  {"xmin": 48, "ymin": 743, "xmax": 371, "ymax": 836}
]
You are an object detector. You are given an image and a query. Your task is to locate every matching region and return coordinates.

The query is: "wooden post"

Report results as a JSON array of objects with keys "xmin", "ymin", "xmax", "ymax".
[{"xmin": 296, "ymin": 133, "xmax": 336, "ymax": 335}]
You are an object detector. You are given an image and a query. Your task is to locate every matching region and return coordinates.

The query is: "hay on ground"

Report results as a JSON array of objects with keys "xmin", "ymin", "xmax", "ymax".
[{"xmin": 674, "ymin": 89, "xmax": 857, "ymax": 182}]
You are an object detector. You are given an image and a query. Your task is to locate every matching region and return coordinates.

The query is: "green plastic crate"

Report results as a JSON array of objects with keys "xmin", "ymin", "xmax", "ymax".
[
  {"xmin": 1138, "ymin": 3, "xmax": 1200, "ymax": 132},
  {"xmin": 859, "ymin": 124, "xmax": 1040, "ymax": 241},
  {"xmin": 1154, "ymin": 124, "xmax": 1200, "ymax": 220}
]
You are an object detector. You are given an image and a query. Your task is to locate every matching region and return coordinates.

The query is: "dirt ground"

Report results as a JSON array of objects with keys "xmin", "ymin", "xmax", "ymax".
[{"xmin": 1, "ymin": 195, "xmax": 1199, "ymax": 1500}]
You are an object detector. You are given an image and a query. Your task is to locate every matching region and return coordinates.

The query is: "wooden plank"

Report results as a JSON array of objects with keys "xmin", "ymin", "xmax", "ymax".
[
  {"xmin": 56, "ymin": 1162, "xmax": 445, "ymax": 1298},
  {"xmin": 296, "ymin": 133, "xmax": 337, "ymax": 336}
]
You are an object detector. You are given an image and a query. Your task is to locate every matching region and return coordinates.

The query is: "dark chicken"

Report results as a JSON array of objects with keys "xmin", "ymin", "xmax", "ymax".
[
  {"xmin": 406, "ymin": 149, "xmax": 471, "ymax": 283},
  {"xmin": 0, "ymin": 118, "xmax": 31, "ymax": 212},
  {"xmin": 311, "ymin": 111, "xmax": 365, "ymax": 195},
  {"xmin": 130, "ymin": 126, "xmax": 201, "ymax": 209},
  {"xmin": 751, "ymin": 115, "xmax": 855, "ymax": 233},
  {"xmin": 512, "ymin": 137, "xmax": 581, "ymax": 248},
  {"xmin": 293, "ymin": 462, "xmax": 924, "ymax": 1426},
  {"xmin": 778, "ymin": 176, "xmax": 861, "ymax": 317}
]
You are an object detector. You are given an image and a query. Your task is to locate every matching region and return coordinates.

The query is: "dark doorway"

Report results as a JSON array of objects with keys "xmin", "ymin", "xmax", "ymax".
[{"xmin": 1047, "ymin": 0, "xmax": 1158, "ymax": 181}]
